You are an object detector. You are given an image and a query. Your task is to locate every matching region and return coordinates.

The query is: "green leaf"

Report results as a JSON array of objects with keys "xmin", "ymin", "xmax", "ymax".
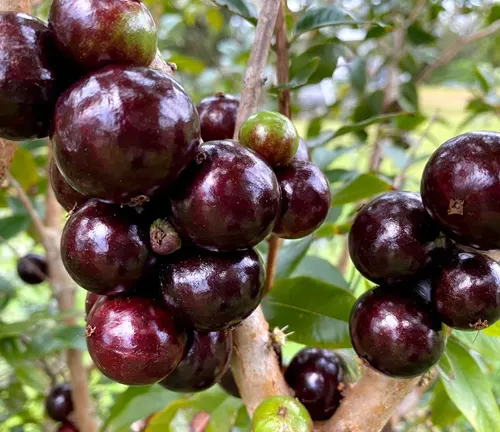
[
  {"xmin": 262, "ymin": 276, "xmax": 355, "ymax": 348},
  {"xmin": 168, "ymin": 54, "xmax": 205, "ymax": 74},
  {"xmin": 334, "ymin": 113, "xmax": 412, "ymax": 138},
  {"xmin": 146, "ymin": 399, "xmax": 199, "ymax": 431},
  {"xmin": 350, "ymin": 57, "xmax": 367, "ymax": 93},
  {"xmin": 0, "ymin": 276, "xmax": 15, "ymax": 311},
  {"xmin": 206, "ymin": 396, "xmax": 243, "ymax": 432},
  {"xmin": 102, "ymin": 386, "xmax": 181, "ymax": 432},
  {"xmin": 14, "ymin": 365, "xmax": 50, "ymax": 392},
  {"xmin": 398, "ymin": 82, "xmax": 419, "ymax": 112},
  {"xmin": 474, "ymin": 67, "xmax": 491, "ymax": 93},
  {"xmin": 277, "ymin": 57, "xmax": 320, "ymax": 90},
  {"xmin": 452, "ymin": 332, "xmax": 500, "ymax": 360},
  {"xmin": 431, "ymin": 379, "xmax": 461, "ymax": 427},
  {"xmin": 211, "ymin": 0, "xmax": 257, "ymax": 25},
  {"xmin": 291, "ymin": 256, "xmax": 348, "ymax": 289},
  {"xmin": 486, "ymin": 4, "xmax": 500, "ymax": 24},
  {"xmin": 0, "ymin": 214, "xmax": 30, "ymax": 241},
  {"xmin": 483, "ymin": 321, "xmax": 500, "ymax": 337},
  {"xmin": 439, "ymin": 339, "xmax": 500, "ymax": 432},
  {"xmin": 10, "ymin": 148, "xmax": 39, "ymax": 192},
  {"xmin": 332, "ymin": 174, "xmax": 392, "ymax": 206},
  {"xmin": 407, "ymin": 22, "xmax": 436, "ymax": 45},
  {"xmin": 294, "ymin": 5, "xmax": 384, "ymax": 36},
  {"xmin": 274, "ymin": 236, "xmax": 313, "ymax": 281},
  {"xmin": 206, "ymin": 8, "xmax": 224, "ymax": 32}
]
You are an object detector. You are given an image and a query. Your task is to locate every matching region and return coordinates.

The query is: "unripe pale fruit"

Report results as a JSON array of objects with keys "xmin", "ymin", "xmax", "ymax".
[{"xmin": 252, "ymin": 396, "xmax": 313, "ymax": 432}]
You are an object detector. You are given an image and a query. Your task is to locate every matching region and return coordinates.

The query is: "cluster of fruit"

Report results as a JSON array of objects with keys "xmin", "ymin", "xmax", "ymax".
[
  {"xmin": 348, "ymin": 131, "xmax": 500, "ymax": 378},
  {"xmin": 45, "ymin": 384, "xmax": 77, "ymax": 432}
]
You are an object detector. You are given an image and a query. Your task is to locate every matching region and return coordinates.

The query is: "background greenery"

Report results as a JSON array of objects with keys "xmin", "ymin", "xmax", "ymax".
[{"xmin": 2, "ymin": 0, "xmax": 500, "ymax": 431}]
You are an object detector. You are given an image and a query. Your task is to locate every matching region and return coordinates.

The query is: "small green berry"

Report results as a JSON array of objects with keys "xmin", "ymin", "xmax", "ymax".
[
  {"xmin": 239, "ymin": 111, "xmax": 299, "ymax": 167},
  {"xmin": 252, "ymin": 396, "xmax": 313, "ymax": 432}
]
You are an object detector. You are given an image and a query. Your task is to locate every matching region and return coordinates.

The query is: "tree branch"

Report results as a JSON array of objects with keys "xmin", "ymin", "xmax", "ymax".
[{"xmin": 230, "ymin": 0, "xmax": 291, "ymax": 417}]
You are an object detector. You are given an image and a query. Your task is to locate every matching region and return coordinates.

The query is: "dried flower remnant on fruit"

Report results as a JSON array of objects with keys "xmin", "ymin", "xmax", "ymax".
[
  {"xmin": 150, "ymin": 219, "xmax": 181, "ymax": 255},
  {"xmin": 448, "ymin": 199, "xmax": 464, "ymax": 215}
]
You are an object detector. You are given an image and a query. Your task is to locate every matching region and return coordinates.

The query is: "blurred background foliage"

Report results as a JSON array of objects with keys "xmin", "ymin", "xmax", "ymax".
[{"xmin": 2, "ymin": 0, "xmax": 500, "ymax": 431}]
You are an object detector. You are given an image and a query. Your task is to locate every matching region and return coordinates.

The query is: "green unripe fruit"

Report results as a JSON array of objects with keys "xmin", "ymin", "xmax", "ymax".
[
  {"xmin": 239, "ymin": 111, "xmax": 299, "ymax": 167},
  {"xmin": 252, "ymin": 396, "xmax": 313, "ymax": 432}
]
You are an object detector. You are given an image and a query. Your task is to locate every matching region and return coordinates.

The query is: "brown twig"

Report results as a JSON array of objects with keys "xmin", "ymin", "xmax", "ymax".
[
  {"xmin": 229, "ymin": 0, "xmax": 291, "ymax": 417},
  {"xmin": 266, "ymin": 237, "xmax": 283, "ymax": 292},
  {"xmin": 275, "ymin": 0, "xmax": 291, "ymax": 119}
]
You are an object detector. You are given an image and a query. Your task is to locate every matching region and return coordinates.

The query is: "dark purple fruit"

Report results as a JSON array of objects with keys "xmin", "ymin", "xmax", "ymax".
[
  {"xmin": 159, "ymin": 330, "xmax": 232, "ymax": 392},
  {"xmin": 169, "ymin": 140, "xmax": 280, "ymax": 251},
  {"xmin": 348, "ymin": 191, "xmax": 443, "ymax": 285},
  {"xmin": 285, "ymin": 348, "xmax": 348, "ymax": 421},
  {"xmin": 197, "ymin": 93, "xmax": 239, "ymax": 142},
  {"xmin": 293, "ymin": 138, "xmax": 310, "ymax": 162},
  {"xmin": 160, "ymin": 248, "xmax": 265, "ymax": 331},
  {"xmin": 85, "ymin": 292, "xmax": 103, "ymax": 318},
  {"xmin": 56, "ymin": 423, "xmax": 78, "ymax": 432},
  {"xmin": 150, "ymin": 219, "xmax": 181, "ymax": 256},
  {"xmin": 273, "ymin": 161, "xmax": 331, "ymax": 239},
  {"xmin": 61, "ymin": 200, "xmax": 152, "ymax": 295},
  {"xmin": 421, "ymin": 131, "xmax": 500, "ymax": 250},
  {"xmin": 239, "ymin": 111, "xmax": 299, "ymax": 167},
  {"xmin": 49, "ymin": 159, "xmax": 89, "ymax": 212},
  {"xmin": 45, "ymin": 383, "xmax": 73, "ymax": 421},
  {"xmin": 17, "ymin": 254, "xmax": 47, "ymax": 285},
  {"xmin": 86, "ymin": 296, "xmax": 187, "ymax": 385},
  {"xmin": 52, "ymin": 66, "xmax": 201, "ymax": 204},
  {"xmin": 0, "ymin": 13, "xmax": 62, "ymax": 140},
  {"xmin": 432, "ymin": 252, "xmax": 500, "ymax": 330},
  {"xmin": 350, "ymin": 287, "xmax": 445, "ymax": 378},
  {"xmin": 49, "ymin": 0, "xmax": 157, "ymax": 71}
]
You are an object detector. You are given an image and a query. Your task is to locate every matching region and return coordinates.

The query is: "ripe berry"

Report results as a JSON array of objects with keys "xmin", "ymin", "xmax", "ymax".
[
  {"xmin": 56, "ymin": 423, "xmax": 78, "ymax": 432},
  {"xmin": 86, "ymin": 296, "xmax": 186, "ymax": 385},
  {"xmin": 293, "ymin": 138, "xmax": 310, "ymax": 162},
  {"xmin": 17, "ymin": 254, "xmax": 47, "ymax": 285},
  {"xmin": 421, "ymin": 131, "xmax": 500, "ymax": 250},
  {"xmin": 49, "ymin": 0, "xmax": 157, "ymax": 71},
  {"xmin": 159, "ymin": 329, "xmax": 232, "ymax": 392},
  {"xmin": 45, "ymin": 383, "xmax": 73, "ymax": 421},
  {"xmin": 160, "ymin": 248, "xmax": 265, "ymax": 331},
  {"xmin": 349, "ymin": 191, "xmax": 443, "ymax": 285},
  {"xmin": 285, "ymin": 348, "xmax": 348, "ymax": 421},
  {"xmin": 0, "ymin": 13, "xmax": 62, "ymax": 140},
  {"xmin": 52, "ymin": 66, "xmax": 201, "ymax": 204},
  {"xmin": 49, "ymin": 159, "xmax": 89, "ymax": 212},
  {"xmin": 432, "ymin": 252, "xmax": 500, "ymax": 330},
  {"xmin": 350, "ymin": 287, "xmax": 445, "ymax": 378},
  {"xmin": 273, "ymin": 161, "xmax": 331, "ymax": 239},
  {"xmin": 239, "ymin": 111, "xmax": 299, "ymax": 167},
  {"xmin": 85, "ymin": 292, "xmax": 102, "ymax": 318},
  {"xmin": 251, "ymin": 396, "xmax": 313, "ymax": 432},
  {"xmin": 61, "ymin": 200, "xmax": 152, "ymax": 295},
  {"xmin": 197, "ymin": 93, "xmax": 239, "ymax": 142},
  {"xmin": 169, "ymin": 140, "xmax": 280, "ymax": 251}
]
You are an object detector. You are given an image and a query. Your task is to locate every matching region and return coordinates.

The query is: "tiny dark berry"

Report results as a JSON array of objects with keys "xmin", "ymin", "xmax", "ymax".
[
  {"xmin": 17, "ymin": 254, "xmax": 47, "ymax": 285},
  {"xmin": 45, "ymin": 383, "xmax": 73, "ymax": 422},
  {"xmin": 197, "ymin": 93, "xmax": 239, "ymax": 142}
]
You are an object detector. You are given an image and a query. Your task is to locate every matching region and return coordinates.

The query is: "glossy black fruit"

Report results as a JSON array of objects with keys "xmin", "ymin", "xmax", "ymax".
[
  {"xmin": 285, "ymin": 348, "xmax": 348, "ymax": 421},
  {"xmin": 159, "ymin": 330, "xmax": 232, "ymax": 392},
  {"xmin": 61, "ymin": 200, "xmax": 152, "ymax": 295},
  {"xmin": 239, "ymin": 111, "xmax": 299, "ymax": 167},
  {"xmin": 86, "ymin": 296, "xmax": 187, "ymax": 385},
  {"xmin": 432, "ymin": 252, "xmax": 500, "ymax": 330},
  {"xmin": 17, "ymin": 254, "xmax": 47, "ymax": 284},
  {"xmin": 52, "ymin": 66, "xmax": 201, "ymax": 204},
  {"xmin": 49, "ymin": 159, "xmax": 89, "ymax": 212},
  {"xmin": 169, "ymin": 140, "xmax": 280, "ymax": 251},
  {"xmin": 45, "ymin": 383, "xmax": 73, "ymax": 421},
  {"xmin": 350, "ymin": 286, "xmax": 446, "ymax": 378},
  {"xmin": 0, "ymin": 12, "xmax": 62, "ymax": 140},
  {"xmin": 49, "ymin": 0, "xmax": 157, "ymax": 71},
  {"xmin": 160, "ymin": 248, "xmax": 265, "ymax": 331},
  {"xmin": 273, "ymin": 161, "xmax": 331, "ymax": 239},
  {"xmin": 197, "ymin": 93, "xmax": 239, "ymax": 142},
  {"xmin": 349, "ymin": 191, "xmax": 444, "ymax": 285},
  {"xmin": 421, "ymin": 131, "xmax": 500, "ymax": 250}
]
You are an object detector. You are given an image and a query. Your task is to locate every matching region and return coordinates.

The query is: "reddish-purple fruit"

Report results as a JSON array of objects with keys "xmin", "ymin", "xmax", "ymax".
[
  {"xmin": 421, "ymin": 131, "xmax": 500, "ymax": 250},
  {"xmin": 49, "ymin": 0, "xmax": 157, "ymax": 71},
  {"xmin": 52, "ymin": 66, "xmax": 201, "ymax": 204},
  {"xmin": 350, "ymin": 287, "xmax": 445, "ymax": 378},
  {"xmin": 0, "ymin": 13, "xmax": 62, "ymax": 140},
  {"xmin": 17, "ymin": 254, "xmax": 47, "ymax": 285},
  {"xmin": 160, "ymin": 248, "xmax": 265, "ymax": 330},
  {"xmin": 49, "ymin": 159, "xmax": 89, "ymax": 212},
  {"xmin": 159, "ymin": 330, "xmax": 232, "ymax": 392},
  {"xmin": 56, "ymin": 423, "xmax": 78, "ymax": 432},
  {"xmin": 285, "ymin": 348, "xmax": 348, "ymax": 421},
  {"xmin": 61, "ymin": 200, "xmax": 152, "ymax": 295},
  {"xmin": 86, "ymin": 296, "xmax": 187, "ymax": 385},
  {"xmin": 169, "ymin": 140, "xmax": 280, "ymax": 251},
  {"xmin": 197, "ymin": 93, "xmax": 239, "ymax": 142},
  {"xmin": 293, "ymin": 138, "xmax": 310, "ymax": 162},
  {"xmin": 45, "ymin": 383, "xmax": 73, "ymax": 421},
  {"xmin": 239, "ymin": 111, "xmax": 299, "ymax": 167},
  {"xmin": 349, "ymin": 192, "xmax": 443, "ymax": 285},
  {"xmin": 273, "ymin": 161, "xmax": 331, "ymax": 239},
  {"xmin": 432, "ymin": 252, "xmax": 500, "ymax": 330},
  {"xmin": 85, "ymin": 292, "xmax": 103, "ymax": 318}
]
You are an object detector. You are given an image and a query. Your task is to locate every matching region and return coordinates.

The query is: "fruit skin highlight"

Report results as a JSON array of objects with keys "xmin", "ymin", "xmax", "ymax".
[
  {"xmin": 197, "ymin": 93, "xmax": 239, "ymax": 142},
  {"xmin": 52, "ymin": 66, "xmax": 201, "ymax": 204},
  {"xmin": 86, "ymin": 296, "xmax": 187, "ymax": 386},
  {"xmin": 421, "ymin": 130, "xmax": 500, "ymax": 250},
  {"xmin": 251, "ymin": 396, "xmax": 313, "ymax": 432},
  {"xmin": 49, "ymin": 0, "xmax": 157, "ymax": 71},
  {"xmin": 350, "ymin": 286, "xmax": 446, "ymax": 378}
]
